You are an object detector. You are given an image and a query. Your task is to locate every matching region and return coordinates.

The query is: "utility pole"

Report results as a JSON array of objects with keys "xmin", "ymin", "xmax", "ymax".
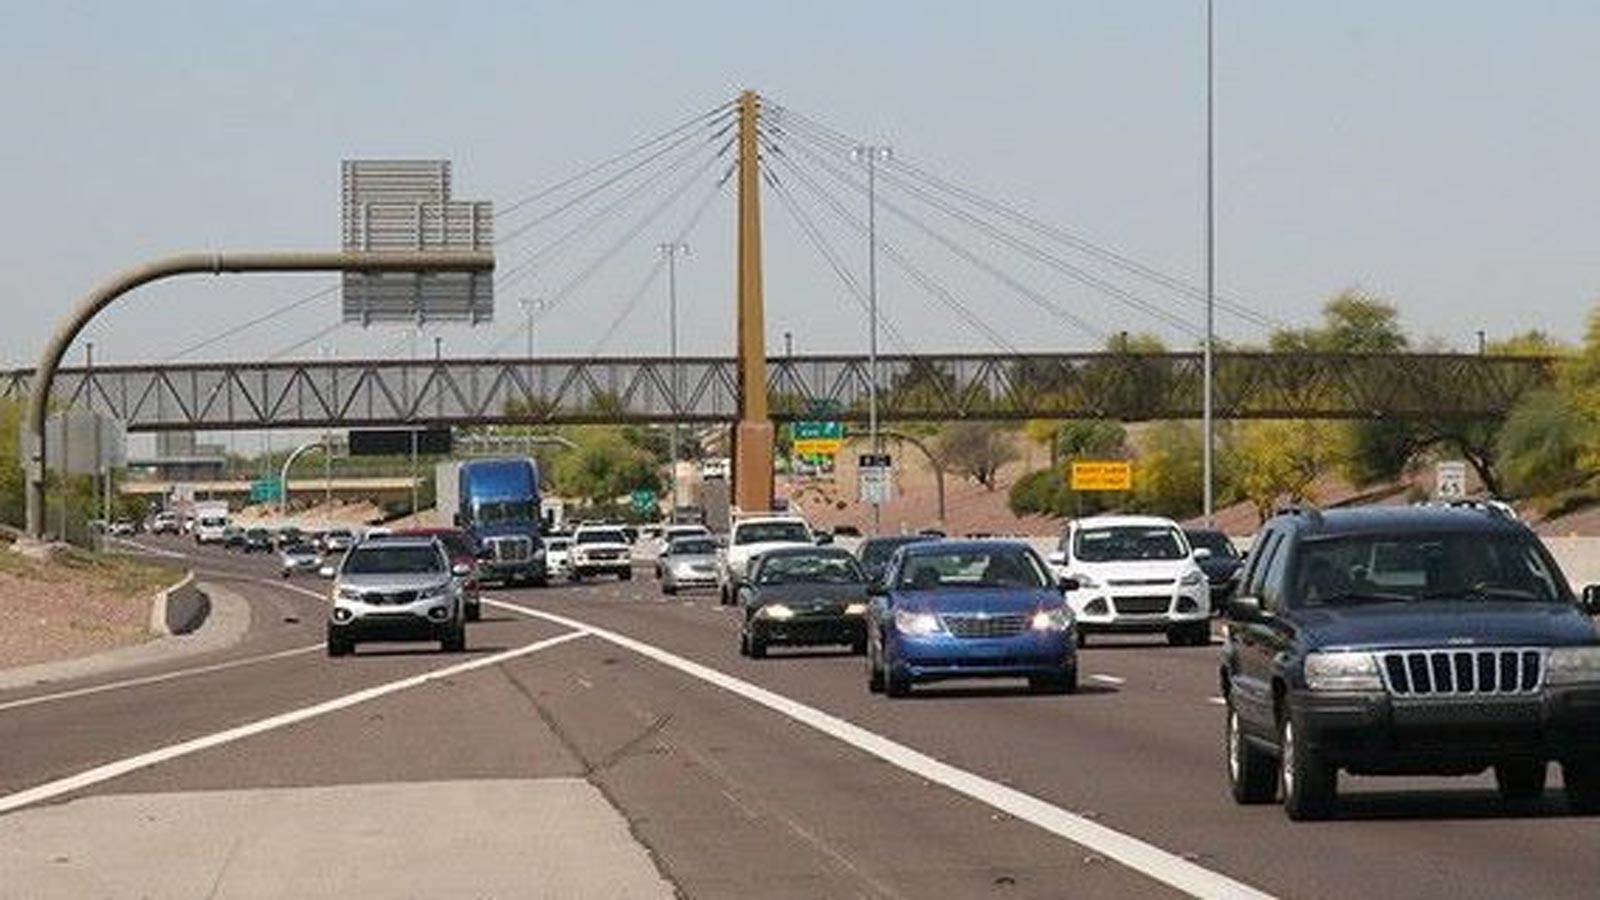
[
  {"xmin": 519, "ymin": 297, "xmax": 547, "ymax": 414},
  {"xmin": 1476, "ymin": 330, "xmax": 1487, "ymax": 355},
  {"xmin": 854, "ymin": 143, "xmax": 892, "ymax": 534},
  {"xmin": 784, "ymin": 331, "xmax": 793, "ymax": 358},
  {"xmin": 1202, "ymin": 0, "xmax": 1217, "ymax": 527},
  {"xmin": 321, "ymin": 344, "xmax": 335, "ymax": 522},
  {"xmin": 658, "ymin": 241, "xmax": 689, "ymax": 519}
]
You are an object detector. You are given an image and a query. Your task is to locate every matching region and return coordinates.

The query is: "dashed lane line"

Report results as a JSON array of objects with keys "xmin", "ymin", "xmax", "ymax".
[
  {"xmin": 1090, "ymin": 674, "xmax": 1128, "ymax": 686},
  {"xmin": 483, "ymin": 598, "xmax": 1273, "ymax": 900},
  {"xmin": 0, "ymin": 630, "xmax": 589, "ymax": 815}
]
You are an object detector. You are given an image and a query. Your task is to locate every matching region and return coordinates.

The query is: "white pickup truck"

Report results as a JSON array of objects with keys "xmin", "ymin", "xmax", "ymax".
[{"xmin": 717, "ymin": 516, "xmax": 820, "ymax": 606}]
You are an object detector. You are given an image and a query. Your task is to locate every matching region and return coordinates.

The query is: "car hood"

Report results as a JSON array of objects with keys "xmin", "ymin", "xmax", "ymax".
[
  {"xmin": 892, "ymin": 587, "xmax": 1062, "ymax": 615},
  {"xmin": 1074, "ymin": 559, "xmax": 1199, "ymax": 581},
  {"xmin": 337, "ymin": 573, "xmax": 452, "ymax": 593},
  {"xmin": 1296, "ymin": 601, "xmax": 1599, "ymax": 650},
  {"xmin": 749, "ymin": 583, "xmax": 868, "ymax": 607}
]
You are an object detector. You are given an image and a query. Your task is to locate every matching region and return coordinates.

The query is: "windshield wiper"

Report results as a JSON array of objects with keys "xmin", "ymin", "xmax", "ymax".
[{"xmin": 1319, "ymin": 592, "xmax": 1413, "ymax": 606}]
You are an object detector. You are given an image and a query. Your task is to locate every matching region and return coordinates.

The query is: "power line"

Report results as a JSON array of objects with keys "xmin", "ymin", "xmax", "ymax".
[
  {"xmin": 164, "ymin": 283, "xmax": 338, "ymax": 362},
  {"xmin": 268, "ymin": 319, "xmax": 345, "ymax": 361}
]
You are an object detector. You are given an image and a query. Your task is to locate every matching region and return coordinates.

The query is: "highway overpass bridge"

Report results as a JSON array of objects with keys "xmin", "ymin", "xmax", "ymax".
[{"xmin": 1, "ymin": 351, "xmax": 1554, "ymax": 431}]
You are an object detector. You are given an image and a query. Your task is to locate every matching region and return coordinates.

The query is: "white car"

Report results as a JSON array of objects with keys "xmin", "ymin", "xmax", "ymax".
[
  {"xmin": 544, "ymin": 536, "xmax": 574, "ymax": 580},
  {"xmin": 718, "ymin": 516, "xmax": 819, "ymax": 605},
  {"xmin": 570, "ymin": 526, "xmax": 634, "ymax": 581},
  {"xmin": 194, "ymin": 514, "xmax": 230, "ymax": 545},
  {"xmin": 1049, "ymin": 515, "xmax": 1211, "ymax": 647}
]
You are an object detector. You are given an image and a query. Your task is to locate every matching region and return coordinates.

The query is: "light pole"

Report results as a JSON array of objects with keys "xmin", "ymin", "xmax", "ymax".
[
  {"xmin": 1201, "ymin": 0, "xmax": 1217, "ymax": 527},
  {"xmin": 320, "ymin": 344, "xmax": 335, "ymax": 521},
  {"xmin": 853, "ymin": 143, "xmax": 891, "ymax": 534},
  {"xmin": 658, "ymin": 241, "xmax": 689, "ymax": 518}
]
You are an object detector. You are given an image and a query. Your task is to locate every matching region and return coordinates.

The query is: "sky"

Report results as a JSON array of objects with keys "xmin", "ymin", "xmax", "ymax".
[{"xmin": 3, "ymin": 0, "xmax": 1599, "ymax": 375}]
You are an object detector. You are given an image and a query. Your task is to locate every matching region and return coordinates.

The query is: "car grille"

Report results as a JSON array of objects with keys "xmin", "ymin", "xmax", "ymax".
[
  {"xmin": 1380, "ymin": 648, "xmax": 1544, "ymax": 697},
  {"xmin": 489, "ymin": 537, "xmax": 532, "ymax": 563},
  {"xmin": 1108, "ymin": 578, "xmax": 1176, "ymax": 587},
  {"xmin": 361, "ymin": 590, "xmax": 418, "ymax": 606},
  {"xmin": 942, "ymin": 613, "xmax": 1030, "ymax": 639},
  {"xmin": 1112, "ymin": 595, "xmax": 1171, "ymax": 615},
  {"xmin": 587, "ymin": 550, "xmax": 621, "ymax": 561}
]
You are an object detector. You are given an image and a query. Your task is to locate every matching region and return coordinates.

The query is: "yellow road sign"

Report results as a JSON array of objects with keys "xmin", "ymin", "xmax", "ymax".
[
  {"xmin": 793, "ymin": 438, "xmax": 844, "ymax": 457},
  {"xmin": 1069, "ymin": 460, "xmax": 1132, "ymax": 492}
]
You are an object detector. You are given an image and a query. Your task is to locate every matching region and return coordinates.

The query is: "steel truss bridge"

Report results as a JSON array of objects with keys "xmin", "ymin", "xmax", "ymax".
[{"xmin": 0, "ymin": 353, "xmax": 1553, "ymax": 432}]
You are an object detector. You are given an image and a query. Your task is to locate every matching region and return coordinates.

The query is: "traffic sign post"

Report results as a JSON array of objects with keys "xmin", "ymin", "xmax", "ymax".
[
  {"xmin": 859, "ymin": 453, "xmax": 893, "ymax": 506},
  {"xmin": 1435, "ymin": 461, "xmax": 1468, "ymax": 500}
]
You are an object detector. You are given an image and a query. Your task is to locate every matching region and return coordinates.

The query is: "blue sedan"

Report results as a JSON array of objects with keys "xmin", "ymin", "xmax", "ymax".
[{"xmin": 866, "ymin": 540, "xmax": 1078, "ymax": 697}]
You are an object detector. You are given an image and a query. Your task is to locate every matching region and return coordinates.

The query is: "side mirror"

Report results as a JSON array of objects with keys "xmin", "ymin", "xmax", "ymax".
[
  {"xmin": 318, "ymin": 565, "xmax": 336, "ymax": 579},
  {"xmin": 1229, "ymin": 595, "xmax": 1266, "ymax": 622},
  {"xmin": 451, "ymin": 563, "xmax": 472, "ymax": 578},
  {"xmin": 867, "ymin": 580, "xmax": 888, "ymax": 597},
  {"xmin": 453, "ymin": 513, "xmax": 464, "ymax": 527},
  {"xmin": 1193, "ymin": 547, "xmax": 1213, "ymax": 561},
  {"xmin": 815, "ymin": 532, "xmax": 834, "ymax": 546},
  {"xmin": 1057, "ymin": 576, "xmax": 1080, "ymax": 593},
  {"xmin": 1046, "ymin": 550, "xmax": 1067, "ymax": 566},
  {"xmin": 1582, "ymin": 585, "xmax": 1600, "ymax": 616},
  {"xmin": 476, "ymin": 548, "xmax": 494, "ymax": 561}
]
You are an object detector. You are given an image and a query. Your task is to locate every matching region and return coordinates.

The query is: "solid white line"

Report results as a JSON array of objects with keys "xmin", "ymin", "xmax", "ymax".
[
  {"xmin": 1090, "ymin": 674, "xmax": 1128, "ymax": 686},
  {"xmin": 0, "ymin": 644, "xmax": 323, "ymax": 713},
  {"xmin": 483, "ymin": 599, "xmax": 1273, "ymax": 900},
  {"xmin": 0, "ymin": 630, "xmax": 588, "ymax": 816}
]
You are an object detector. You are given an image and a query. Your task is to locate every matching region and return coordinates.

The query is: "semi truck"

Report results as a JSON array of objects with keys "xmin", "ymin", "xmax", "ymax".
[{"xmin": 436, "ymin": 457, "xmax": 547, "ymax": 586}]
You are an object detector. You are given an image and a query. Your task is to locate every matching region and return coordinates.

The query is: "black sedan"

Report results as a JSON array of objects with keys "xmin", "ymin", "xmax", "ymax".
[
  {"xmin": 242, "ymin": 527, "xmax": 275, "ymax": 554},
  {"xmin": 1183, "ymin": 528, "xmax": 1243, "ymax": 606},
  {"xmin": 738, "ymin": 546, "xmax": 872, "ymax": 658},
  {"xmin": 856, "ymin": 534, "xmax": 937, "ymax": 585}
]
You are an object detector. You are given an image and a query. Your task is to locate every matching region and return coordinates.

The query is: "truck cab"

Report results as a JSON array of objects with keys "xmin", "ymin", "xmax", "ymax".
[{"xmin": 449, "ymin": 458, "xmax": 547, "ymax": 587}]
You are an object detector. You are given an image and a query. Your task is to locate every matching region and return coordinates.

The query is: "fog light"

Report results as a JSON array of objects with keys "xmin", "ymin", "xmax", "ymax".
[
  {"xmin": 331, "ymin": 607, "xmax": 354, "ymax": 624},
  {"xmin": 1085, "ymin": 598, "xmax": 1109, "ymax": 615},
  {"xmin": 1176, "ymin": 596, "xmax": 1198, "ymax": 613},
  {"xmin": 427, "ymin": 606, "xmax": 451, "ymax": 621}
]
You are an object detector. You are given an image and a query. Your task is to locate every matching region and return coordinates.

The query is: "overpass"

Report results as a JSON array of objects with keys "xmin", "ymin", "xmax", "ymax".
[{"xmin": 0, "ymin": 351, "xmax": 1553, "ymax": 431}]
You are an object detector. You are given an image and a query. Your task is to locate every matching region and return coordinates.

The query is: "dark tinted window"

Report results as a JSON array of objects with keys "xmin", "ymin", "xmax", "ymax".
[
  {"xmin": 1185, "ymin": 530, "xmax": 1238, "ymax": 558},
  {"xmin": 736, "ymin": 522, "xmax": 812, "ymax": 545},
  {"xmin": 860, "ymin": 537, "xmax": 927, "ymax": 568},
  {"xmin": 756, "ymin": 552, "xmax": 864, "ymax": 585},
  {"xmin": 1291, "ymin": 532, "xmax": 1567, "ymax": 606},
  {"xmin": 670, "ymin": 538, "xmax": 718, "ymax": 555},
  {"xmin": 1241, "ymin": 531, "xmax": 1280, "ymax": 598}
]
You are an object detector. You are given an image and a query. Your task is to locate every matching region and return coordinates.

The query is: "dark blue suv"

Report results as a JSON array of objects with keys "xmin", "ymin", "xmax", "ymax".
[{"xmin": 1221, "ymin": 505, "xmax": 1600, "ymax": 820}]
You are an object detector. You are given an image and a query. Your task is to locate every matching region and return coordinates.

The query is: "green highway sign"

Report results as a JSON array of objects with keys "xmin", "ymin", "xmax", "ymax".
[
  {"xmin": 793, "ymin": 420, "xmax": 844, "ymax": 441},
  {"xmin": 249, "ymin": 477, "xmax": 284, "ymax": 503},
  {"xmin": 631, "ymin": 488, "xmax": 658, "ymax": 514}
]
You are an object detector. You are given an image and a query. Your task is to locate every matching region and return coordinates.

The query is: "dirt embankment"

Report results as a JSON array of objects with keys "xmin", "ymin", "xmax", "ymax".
[{"xmin": 0, "ymin": 535, "xmax": 183, "ymax": 669}]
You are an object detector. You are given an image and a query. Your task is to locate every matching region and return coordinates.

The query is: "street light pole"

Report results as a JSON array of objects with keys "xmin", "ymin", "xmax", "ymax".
[
  {"xmin": 658, "ymin": 241, "xmax": 689, "ymax": 519},
  {"xmin": 1202, "ymin": 0, "xmax": 1217, "ymax": 527},
  {"xmin": 854, "ymin": 143, "xmax": 891, "ymax": 535}
]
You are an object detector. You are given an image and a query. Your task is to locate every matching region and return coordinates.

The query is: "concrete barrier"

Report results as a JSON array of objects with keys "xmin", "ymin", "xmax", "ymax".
[{"xmin": 147, "ymin": 572, "xmax": 206, "ymax": 636}]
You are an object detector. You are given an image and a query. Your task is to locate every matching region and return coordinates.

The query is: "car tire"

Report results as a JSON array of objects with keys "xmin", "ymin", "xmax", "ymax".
[
  {"xmin": 850, "ymin": 636, "xmax": 868, "ymax": 657},
  {"xmin": 1562, "ymin": 759, "xmax": 1600, "ymax": 814},
  {"xmin": 886, "ymin": 670, "xmax": 912, "ymax": 699},
  {"xmin": 867, "ymin": 642, "xmax": 885, "ymax": 693},
  {"xmin": 1030, "ymin": 669, "xmax": 1076, "ymax": 695},
  {"xmin": 748, "ymin": 632, "xmax": 768, "ymax": 659},
  {"xmin": 1228, "ymin": 707, "xmax": 1277, "ymax": 804},
  {"xmin": 466, "ymin": 602, "xmax": 481, "ymax": 622},
  {"xmin": 1075, "ymin": 630, "xmax": 1088, "ymax": 648},
  {"xmin": 281, "ymin": 570, "xmax": 290, "ymax": 579},
  {"xmin": 326, "ymin": 632, "xmax": 352, "ymax": 657},
  {"xmin": 1188, "ymin": 621, "xmax": 1212, "ymax": 646},
  {"xmin": 620, "ymin": 568, "xmax": 633, "ymax": 581},
  {"xmin": 663, "ymin": 582, "xmax": 678, "ymax": 596},
  {"xmin": 738, "ymin": 630, "xmax": 751, "ymax": 657},
  {"xmin": 1494, "ymin": 761, "xmax": 1547, "ymax": 803},
  {"xmin": 442, "ymin": 626, "xmax": 467, "ymax": 654},
  {"xmin": 1280, "ymin": 716, "xmax": 1336, "ymax": 820}
]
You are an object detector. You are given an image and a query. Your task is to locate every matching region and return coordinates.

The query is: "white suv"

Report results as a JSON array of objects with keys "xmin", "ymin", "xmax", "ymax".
[
  {"xmin": 718, "ymin": 516, "xmax": 818, "ymax": 605},
  {"xmin": 1049, "ymin": 515, "xmax": 1211, "ymax": 646},
  {"xmin": 570, "ymin": 526, "xmax": 634, "ymax": 581}
]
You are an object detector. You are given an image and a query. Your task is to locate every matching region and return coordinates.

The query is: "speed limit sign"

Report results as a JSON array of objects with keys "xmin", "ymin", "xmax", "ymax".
[{"xmin": 1435, "ymin": 461, "xmax": 1468, "ymax": 500}]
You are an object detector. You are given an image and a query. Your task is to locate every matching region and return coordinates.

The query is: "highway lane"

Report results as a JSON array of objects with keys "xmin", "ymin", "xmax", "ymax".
[
  {"xmin": 488, "ymin": 573, "xmax": 1600, "ymax": 900},
  {"xmin": 3, "ymin": 539, "xmax": 1596, "ymax": 898}
]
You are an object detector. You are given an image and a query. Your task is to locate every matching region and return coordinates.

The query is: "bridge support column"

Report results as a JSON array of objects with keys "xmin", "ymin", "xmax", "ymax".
[{"xmin": 733, "ymin": 89, "xmax": 774, "ymax": 512}]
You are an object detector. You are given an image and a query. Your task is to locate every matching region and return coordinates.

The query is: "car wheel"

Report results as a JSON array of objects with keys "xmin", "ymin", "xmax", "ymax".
[
  {"xmin": 620, "ymin": 568, "xmax": 633, "ymax": 581},
  {"xmin": 325, "ymin": 632, "xmax": 352, "ymax": 657},
  {"xmin": 280, "ymin": 570, "xmax": 290, "ymax": 579},
  {"xmin": 1280, "ymin": 716, "xmax": 1336, "ymax": 820},
  {"xmin": 738, "ymin": 629, "xmax": 751, "ymax": 657},
  {"xmin": 1494, "ymin": 761, "xmax": 1547, "ymax": 803},
  {"xmin": 441, "ymin": 626, "xmax": 467, "ymax": 653},
  {"xmin": 850, "ymin": 636, "xmax": 868, "ymax": 657},
  {"xmin": 1075, "ymin": 629, "xmax": 1088, "ymax": 648},
  {"xmin": 663, "ymin": 582, "xmax": 678, "ymax": 596},
  {"xmin": 1562, "ymin": 758, "xmax": 1600, "ymax": 814},
  {"xmin": 886, "ymin": 670, "xmax": 912, "ymax": 699},
  {"xmin": 748, "ymin": 632, "xmax": 768, "ymax": 659},
  {"xmin": 466, "ymin": 602, "xmax": 481, "ymax": 623},
  {"xmin": 1188, "ymin": 621, "xmax": 1212, "ymax": 646},
  {"xmin": 1029, "ymin": 670, "xmax": 1075, "ymax": 695},
  {"xmin": 1228, "ymin": 707, "xmax": 1277, "ymax": 804},
  {"xmin": 867, "ymin": 642, "xmax": 885, "ymax": 693}
]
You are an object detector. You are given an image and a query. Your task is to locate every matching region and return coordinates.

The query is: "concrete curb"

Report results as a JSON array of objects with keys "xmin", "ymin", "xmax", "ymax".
[
  {"xmin": 147, "ymin": 572, "xmax": 199, "ymax": 637},
  {"xmin": 0, "ymin": 581, "xmax": 253, "ymax": 692}
]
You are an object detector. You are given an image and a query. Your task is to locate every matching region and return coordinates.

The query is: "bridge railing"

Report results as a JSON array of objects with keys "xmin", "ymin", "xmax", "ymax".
[{"xmin": 0, "ymin": 352, "xmax": 1555, "ymax": 431}]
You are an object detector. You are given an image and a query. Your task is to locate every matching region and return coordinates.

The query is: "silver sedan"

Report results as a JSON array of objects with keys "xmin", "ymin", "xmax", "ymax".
[{"xmin": 659, "ymin": 536, "xmax": 721, "ymax": 595}]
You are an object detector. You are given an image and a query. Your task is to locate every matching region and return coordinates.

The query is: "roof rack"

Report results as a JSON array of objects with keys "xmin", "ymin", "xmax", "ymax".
[{"xmin": 1413, "ymin": 498, "xmax": 1518, "ymax": 521}]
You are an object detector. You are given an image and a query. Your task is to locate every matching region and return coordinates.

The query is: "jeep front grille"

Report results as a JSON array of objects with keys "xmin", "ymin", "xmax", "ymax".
[{"xmin": 1380, "ymin": 648, "xmax": 1544, "ymax": 696}]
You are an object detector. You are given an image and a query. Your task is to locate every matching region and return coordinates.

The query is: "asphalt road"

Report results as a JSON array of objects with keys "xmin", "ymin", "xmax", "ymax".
[{"xmin": 2, "ymin": 536, "xmax": 1596, "ymax": 899}]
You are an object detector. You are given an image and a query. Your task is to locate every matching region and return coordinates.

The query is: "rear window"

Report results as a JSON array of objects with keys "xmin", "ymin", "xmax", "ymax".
[
  {"xmin": 671, "ymin": 538, "xmax": 718, "ymax": 555},
  {"xmin": 735, "ymin": 522, "xmax": 811, "ymax": 545}
]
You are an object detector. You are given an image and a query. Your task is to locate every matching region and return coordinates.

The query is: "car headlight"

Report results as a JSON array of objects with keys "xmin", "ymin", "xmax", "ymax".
[
  {"xmin": 760, "ymin": 603, "xmax": 795, "ymax": 620},
  {"xmin": 894, "ymin": 609, "xmax": 943, "ymax": 635},
  {"xmin": 1304, "ymin": 651, "xmax": 1383, "ymax": 692},
  {"xmin": 1031, "ymin": 608, "xmax": 1072, "ymax": 631},
  {"xmin": 420, "ymin": 584, "xmax": 451, "ymax": 600},
  {"xmin": 1546, "ymin": 647, "xmax": 1600, "ymax": 686},
  {"xmin": 844, "ymin": 602, "xmax": 869, "ymax": 616},
  {"xmin": 1180, "ymin": 570, "xmax": 1205, "ymax": 588},
  {"xmin": 336, "ymin": 587, "xmax": 362, "ymax": 602}
]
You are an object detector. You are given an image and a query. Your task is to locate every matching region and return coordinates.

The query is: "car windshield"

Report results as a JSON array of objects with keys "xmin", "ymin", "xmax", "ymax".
[
  {"xmin": 757, "ymin": 553, "xmax": 864, "ymax": 585},
  {"xmin": 577, "ymin": 530, "xmax": 628, "ymax": 545},
  {"xmin": 671, "ymin": 538, "xmax": 718, "ymax": 556},
  {"xmin": 341, "ymin": 546, "xmax": 443, "ymax": 575},
  {"xmin": 1185, "ymin": 530, "xmax": 1237, "ymax": 558},
  {"xmin": 860, "ymin": 537, "xmax": 927, "ymax": 568},
  {"xmin": 1294, "ymin": 532, "xmax": 1569, "ymax": 606},
  {"xmin": 896, "ymin": 548, "xmax": 1050, "ymax": 590},
  {"xmin": 477, "ymin": 500, "xmax": 535, "ymax": 524},
  {"xmin": 546, "ymin": 538, "xmax": 570, "ymax": 551},
  {"xmin": 736, "ymin": 522, "xmax": 811, "ymax": 545},
  {"xmin": 429, "ymin": 533, "xmax": 472, "ymax": 557},
  {"xmin": 1074, "ymin": 526, "xmax": 1186, "ymax": 562}
]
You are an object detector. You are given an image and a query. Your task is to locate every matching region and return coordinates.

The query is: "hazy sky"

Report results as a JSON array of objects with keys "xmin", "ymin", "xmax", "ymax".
[{"xmin": 4, "ymin": 0, "xmax": 1598, "ymax": 371}]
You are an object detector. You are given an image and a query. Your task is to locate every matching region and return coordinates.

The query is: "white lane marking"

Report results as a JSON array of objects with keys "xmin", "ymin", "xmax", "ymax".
[
  {"xmin": 0, "ymin": 630, "xmax": 588, "ymax": 816},
  {"xmin": 1090, "ymin": 674, "xmax": 1127, "ymax": 686},
  {"xmin": 0, "ymin": 645, "xmax": 323, "ymax": 714},
  {"xmin": 105, "ymin": 537, "xmax": 188, "ymax": 559},
  {"xmin": 484, "ymin": 599, "xmax": 1272, "ymax": 900},
  {"xmin": 1207, "ymin": 696, "xmax": 1227, "ymax": 706}
]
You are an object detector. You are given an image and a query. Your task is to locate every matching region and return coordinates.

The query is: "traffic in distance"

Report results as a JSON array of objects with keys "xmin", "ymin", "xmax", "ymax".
[{"xmin": 132, "ymin": 479, "xmax": 1600, "ymax": 822}]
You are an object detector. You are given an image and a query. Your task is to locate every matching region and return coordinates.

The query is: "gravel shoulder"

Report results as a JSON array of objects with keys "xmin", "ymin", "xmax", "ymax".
[{"xmin": 0, "ymin": 541, "xmax": 184, "ymax": 670}]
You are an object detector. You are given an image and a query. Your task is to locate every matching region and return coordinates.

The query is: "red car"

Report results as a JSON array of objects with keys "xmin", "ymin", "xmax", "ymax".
[{"xmin": 397, "ymin": 527, "xmax": 483, "ymax": 621}]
